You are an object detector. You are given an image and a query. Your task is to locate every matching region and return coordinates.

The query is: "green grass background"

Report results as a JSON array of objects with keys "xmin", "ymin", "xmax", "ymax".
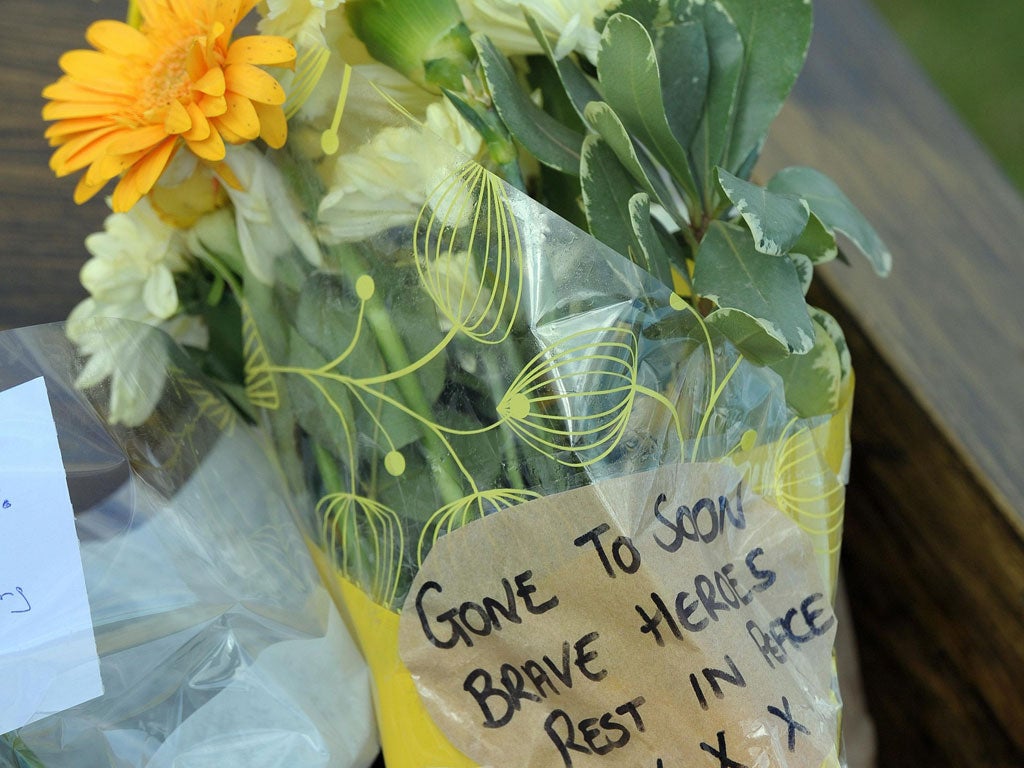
[{"xmin": 871, "ymin": 0, "xmax": 1024, "ymax": 190}]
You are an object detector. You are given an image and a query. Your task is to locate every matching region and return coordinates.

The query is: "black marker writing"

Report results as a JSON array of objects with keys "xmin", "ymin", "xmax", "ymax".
[{"xmin": 1, "ymin": 586, "xmax": 31, "ymax": 613}]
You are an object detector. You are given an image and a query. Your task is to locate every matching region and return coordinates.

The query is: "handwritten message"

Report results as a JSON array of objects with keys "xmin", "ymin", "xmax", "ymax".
[
  {"xmin": 399, "ymin": 463, "xmax": 839, "ymax": 767},
  {"xmin": 0, "ymin": 377, "xmax": 103, "ymax": 737}
]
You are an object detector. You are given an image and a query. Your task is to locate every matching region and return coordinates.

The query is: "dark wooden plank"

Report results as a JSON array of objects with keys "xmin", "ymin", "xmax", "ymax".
[
  {"xmin": 761, "ymin": 0, "xmax": 1024, "ymax": 763},
  {"xmin": 762, "ymin": 0, "xmax": 1024, "ymax": 526}
]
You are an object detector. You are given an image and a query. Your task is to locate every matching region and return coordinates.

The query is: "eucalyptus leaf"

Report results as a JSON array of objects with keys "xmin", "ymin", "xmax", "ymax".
[
  {"xmin": 790, "ymin": 211, "xmax": 838, "ymax": 265},
  {"xmin": 656, "ymin": 21, "xmax": 709, "ymax": 150},
  {"xmin": 716, "ymin": 167, "xmax": 809, "ymax": 255},
  {"xmin": 475, "ymin": 34, "xmax": 583, "ymax": 173},
  {"xmin": 717, "ymin": 0, "xmax": 812, "ymax": 173},
  {"xmin": 597, "ymin": 13, "xmax": 698, "ymax": 202},
  {"xmin": 581, "ymin": 134, "xmax": 641, "ymax": 260},
  {"xmin": 809, "ymin": 305, "xmax": 852, "ymax": 384},
  {"xmin": 768, "ymin": 319, "xmax": 842, "ymax": 417},
  {"xmin": 768, "ymin": 166, "xmax": 893, "ymax": 276},
  {"xmin": 693, "ymin": 220, "xmax": 815, "ymax": 356},
  {"xmin": 685, "ymin": 0, "xmax": 744, "ymax": 205},
  {"xmin": 524, "ymin": 10, "xmax": 602, "ymax": 122}
]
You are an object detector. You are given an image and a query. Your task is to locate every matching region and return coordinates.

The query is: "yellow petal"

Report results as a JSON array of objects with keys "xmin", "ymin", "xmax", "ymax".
[
  {"xmin": 45, "ymin": 116, "xmax": 113, "ymax": 141},
  {"xmin": 187, "ymin": 127, "xmax": 226, "ymax": 161},
  {"xmin": 86, "ymin": 20, "xmax": 153, "ymax": 57},
  {"xmin": 224, "ymin": 63, "xmax": 285, "ymax": 105},
  {"xmin": 43, "ymin": 78, "xmax": 131, "ymax": 101},
  {"xmin": 43, "ymin": 99, "xmax": 123, "ymax": 120},
  {"xmin": 59, "ymin": 49, "xmax": 125, "ymax": 82},
  {"xmin": 113, "ymin": 140, "xmax": 177, "ymax": 210},
  {"xmin": 165, "ymin": 99, "xmax": 192, "ymax": 134},
  {"xmin": 184, "ymin": 102, "xmax": 212, "ymax": 141},
  {"xmin": 254, "ymin": 101, "xmax": 287, "ymax": 149},
  {"xmin": 74, "ymin": 174, "xmax": 107, "ymax": 205},
  {"xmin": 226, "ymin": 36, "xmax": 296, "ymax": 68},
  {"xmin": 193, "ymin": 66, "xmax": 226, "ymax": 97},
  {"xmin": 216, "ymin": 92, "xmax": 260, "ymax": 141},
  {"xmin": 211, "ymin": 160, "xmax": 243, "ymax": 190},
  {"xmin": 108, "ymin": 123, "xmax": 171, "ymax": 155},
  {"xmin": 198, "ymin": 93, "xmax": 228, "ymax": 118},
  {"xmin": 49, "ymin": 126, "xmax": 122, "ymax": 175}
]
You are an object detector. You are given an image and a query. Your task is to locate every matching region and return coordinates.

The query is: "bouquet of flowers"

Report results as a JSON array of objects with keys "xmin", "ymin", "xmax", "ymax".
[{"xmin": 34, "ymin": 0, "xmax": 891, "ymax": 765}]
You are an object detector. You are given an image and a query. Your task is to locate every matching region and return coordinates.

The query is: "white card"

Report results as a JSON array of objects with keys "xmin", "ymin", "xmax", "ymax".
[{"xmin": 1, "ymin": 377, "xmax": 103, "ymax": 736}]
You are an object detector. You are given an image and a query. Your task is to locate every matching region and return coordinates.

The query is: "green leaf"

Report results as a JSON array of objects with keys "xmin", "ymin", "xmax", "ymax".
[
  {"xmin": 790, "ymin": 252, "xmax": 813, "ymax": 295},
  {"xmin": 790, "ymin": 211, "xmax": 838, "ymax": 265},
  {"xmin": 809, "ymin": 305, "xmax": 851, "ymax": 384},
  {"xmin": 717, "ymin": 0, "xmax": 812, "ymax": 172},
  {"xmin": 716, "ymin": 167, "xmax": 809, "ymax": 255},
  {"xmin": 581, "ymin": 134, "xmax": 640, "ymax": 259},
  {"xmin": 705, "ymin": 308, "xmax": 788, "ymax": 364},
  {"xmin": 597, "ymin": 13, "xmax": 698, "ymax": 202},
  {"xmin": 684, "ymin": 1, "xmax": 744, "ymax": 204},
  {"xmin": 768, "ymin": 166, "xmax": 892, "ymax": 276},
  {"xmin": 693, "ymin": 221, "xmax": 815, "ymax": 357},
  {"xmin": 628, "ymin": 192, "xmax": 675, "ymax": 287},
  {"xmin": 524, "ymin": 10, "xmax": 602, "ymax": 123},
  {"xmin": 475, "ymin": 34, "xmax": 583, "ymax": 174},
  {"xmin": 656, "ymin": 21, "xmax": 709, "ymax": 150},
  {"xmin": 584, "ymin": 101, "xmax": 677, "ymax": 214},
  {"xmin": 768, "ymin": 319, "xmax": 842, "ymax": 417}
]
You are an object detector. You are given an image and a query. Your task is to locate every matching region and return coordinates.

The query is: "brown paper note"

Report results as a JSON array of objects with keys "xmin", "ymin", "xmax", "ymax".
[{"xmin": 399, "ymin": 462, "xmax": 839, "ymax": 767}]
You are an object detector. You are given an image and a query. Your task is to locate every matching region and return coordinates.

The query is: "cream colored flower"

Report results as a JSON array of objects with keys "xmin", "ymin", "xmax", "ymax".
[
  {"xmin": 221, "ymin": 145, "xmax": 322, "ymax": 282},
  {"xmin": 67, "ymin": 198, "xmax": 209, "ymax": 425},
  {"xmin": 317, "ymin": 97, "xmax": 482, "ymax": 242},
  {"xmin": 259, "ymin": 0, "xmax": 345, "ymax": 50},
  {"xmin": 457, "ymin": 0, "xmax": 617, "ymax": 61},
  {"xmin": 79, "ymin": 198, "xmax": 191, "ymax": 321}
]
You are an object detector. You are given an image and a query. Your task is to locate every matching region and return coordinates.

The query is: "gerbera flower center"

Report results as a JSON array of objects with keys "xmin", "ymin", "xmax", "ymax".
[{"xmin": 137, "ymin": 33, "xmax": 206, "ymax": 117}]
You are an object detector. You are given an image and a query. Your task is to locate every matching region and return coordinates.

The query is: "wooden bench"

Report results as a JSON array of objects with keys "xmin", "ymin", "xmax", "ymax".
[{"xmin": 2, "ymin": 0, "xmax": 1022, "ymax": 763}]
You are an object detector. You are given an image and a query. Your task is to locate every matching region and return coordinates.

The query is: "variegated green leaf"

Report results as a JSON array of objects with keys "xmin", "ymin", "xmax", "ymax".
[
  {"xmin": 585, "ymin": 101, "xmax": 676, "ymax": 214},
  {"xmin": 717, "ymin": 0, "xmax": 812, "ymax": 172},
  {"xmin": 809, "ymin": 306, "xmax": 852, "ymax": 384},
  {"xmin": 790, "ymin": 252, "xmax": 813, "ymax": 295},
  {"xmin": 475, "ymin": 34, "xmax": 583, "ymax": 173},
  {"xmin": 716, "ymin": 167, "xmax": 809, "ymax": 255},
  {"xmin": 597, "ymin": 13, "xmax": 698, "ymax": 201},
  {"xmin": 524, "ymin": 10, "xmax": 602, "ymax": 122},
  {"xmin": 768, "ymin": 166, "xmax": 893, "ymax": 276},
  {"xmin": 685, "ymin": 0, "xmax": 745, "ymax": 204},
  {"xmin": 656, "ymin": 21, "xmax": 709, "ymax": 150},
  {"xmin": 694, "ymin": 221, "xmax": 815, "ymax": 358},
  {"xmin": 705, "ymin": 308, "xmax": 789, "ymax": 364},
  {"xmin": 581, "ymin": 134, "xmax": 639, "ymax": 259},
  {"xmin": 790, "ymin": 211, "xmax": 838, "ymax": 265},
  {"xmin": 769, "ymin": 319, "xmax": 842, "ymax": 417},
  {"xmin": 628, "ymin": 192, "xmax": 674, "ymax": 286}
]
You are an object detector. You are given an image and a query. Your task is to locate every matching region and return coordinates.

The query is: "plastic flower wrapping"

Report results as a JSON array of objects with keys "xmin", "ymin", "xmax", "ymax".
[{"xmin": 13, "ymin": 0, "xmax": 893, "ymax": 764}]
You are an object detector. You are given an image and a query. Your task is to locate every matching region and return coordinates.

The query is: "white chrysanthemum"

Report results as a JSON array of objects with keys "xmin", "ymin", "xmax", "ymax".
[
  {"xmin": 457, "ymin": 0, "xmax": 617, "ymax": 61},
  {"xmin": 318, "ymin": 98, "xmax": 483, "ymax": 242},
  {"xmin": 221, "ymin": 145, "xmax": 323, "ymax": 282},
  {"xmin": 67, "ymin": 198, "xmax": 208, "ymax": 425},
  {"xmin": 79, "ymin": 198, "xmax": 190, "ymax": 321}
]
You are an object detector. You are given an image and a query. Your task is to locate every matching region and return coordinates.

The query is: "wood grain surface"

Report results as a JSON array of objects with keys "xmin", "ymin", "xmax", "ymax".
[{"xmin": 2, "ymin": 0, "xmax": 1022, "ymax": 764}]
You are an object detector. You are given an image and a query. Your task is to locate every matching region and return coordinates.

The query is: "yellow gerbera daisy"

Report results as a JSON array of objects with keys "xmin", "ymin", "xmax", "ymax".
[{"xmin": 43, "ymin": 0, "xmax": 296, "ymax": 212}]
